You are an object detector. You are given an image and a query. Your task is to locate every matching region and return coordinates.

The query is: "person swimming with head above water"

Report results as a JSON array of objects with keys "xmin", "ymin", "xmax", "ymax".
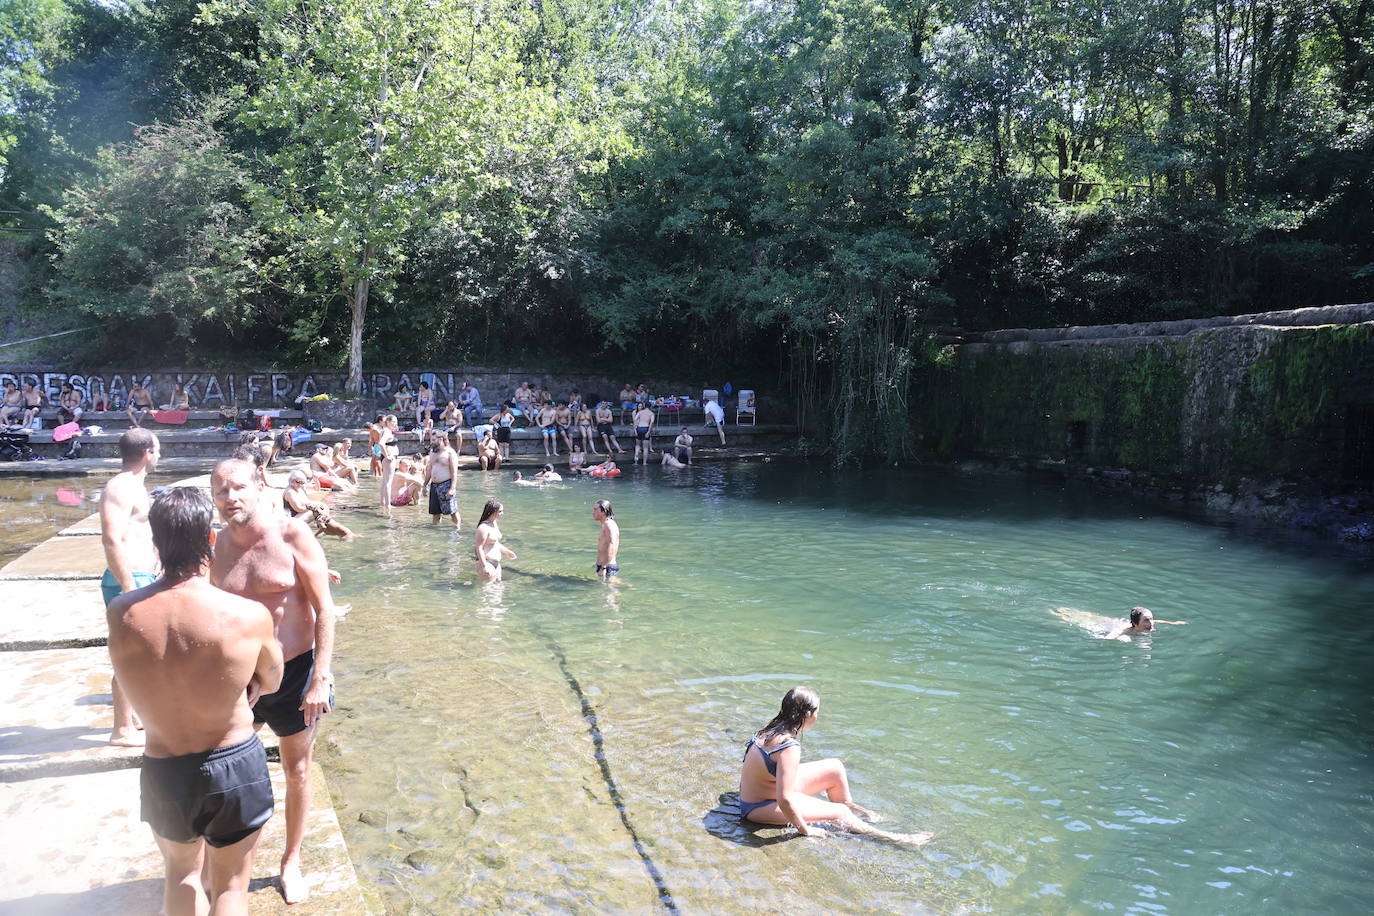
[
  {"xmin": 737, "ymin": 686, "xmax": 933, "ymax": 844},
  {"xmin": 1053, "ymin": 605, "xmax": 1187, "ymax": 641}
]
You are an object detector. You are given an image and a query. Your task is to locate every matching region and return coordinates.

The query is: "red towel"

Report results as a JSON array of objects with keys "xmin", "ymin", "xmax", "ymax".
[{"xmin": 152, "ymin": 410, "xmax": 190, "ymax": 425}]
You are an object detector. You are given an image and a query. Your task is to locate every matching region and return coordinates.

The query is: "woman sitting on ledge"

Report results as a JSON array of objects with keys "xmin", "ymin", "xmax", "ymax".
[{"xmin": 738, "ymin": 686, "xmax": 932, "ymax": 844}]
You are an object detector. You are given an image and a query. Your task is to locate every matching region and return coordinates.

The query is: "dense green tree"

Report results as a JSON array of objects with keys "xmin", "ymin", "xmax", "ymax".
[{"xmin": 43, "ymin": 102, "xmax": 264, "ymax": 347}]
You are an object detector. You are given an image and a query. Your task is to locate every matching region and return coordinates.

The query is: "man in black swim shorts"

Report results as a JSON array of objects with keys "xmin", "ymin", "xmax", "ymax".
[{"xmin": 107, "ymin": 487, "xmax": 284, "ymax": 915}]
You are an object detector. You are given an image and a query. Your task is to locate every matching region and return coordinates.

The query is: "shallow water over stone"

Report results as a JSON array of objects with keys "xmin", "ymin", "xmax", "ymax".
[
  {"xmin": 315, "ymin": 463, "xmax": 1374, "ymax": 914},
  {"xmin": 3, "ymin": 463, "xmax": 1369, "ymax": 913}
]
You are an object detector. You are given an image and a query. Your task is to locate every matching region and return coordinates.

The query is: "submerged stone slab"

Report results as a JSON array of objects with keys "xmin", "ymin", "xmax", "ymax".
[
  {"xmin": 0, "ymin": 537, "xmax": 106, "ymax": 579},
  {"xmin": 0, "ymin": 579, "xmax": 107, "ymax": 649},
  {"xmin": 0, "ymin": 760, "xmax": 366, "ymax": 915}
]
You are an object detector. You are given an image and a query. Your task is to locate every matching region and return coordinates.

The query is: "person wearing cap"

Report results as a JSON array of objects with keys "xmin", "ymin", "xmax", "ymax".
[
  {"xmin": 458, "ymin": 382, "xmax": 484, "ymax": 427},
  {"xmin": 282, "ymin": 471, "xmax": 354, "ymax": 539}
]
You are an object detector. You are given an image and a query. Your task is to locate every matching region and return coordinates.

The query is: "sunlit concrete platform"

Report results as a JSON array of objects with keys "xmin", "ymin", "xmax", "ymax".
[
  {"xmin": 0, "ymin": 761, "xmax": 365, "ymax": 914},
  {"xmin": 0, "ymin": 472, "xmax": 369, "ymax": 914}
]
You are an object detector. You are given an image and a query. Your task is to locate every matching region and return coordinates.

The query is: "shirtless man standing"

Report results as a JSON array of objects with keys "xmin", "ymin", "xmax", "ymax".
[
  {"xmin": 593, "ymin": 499, "xmax": 620, "ymax": 580},
  {"xmin": 108, "ymin": 487, "xmax": 283, "ymax": 916},
  {"xmin": 210, "ymin": 458, "xmax": 339, "ymax": 904},
  {"xmin": 100, "ymin": 428, "xmax": 161, "ymax": 746},
  {"xmin": 632, "ymin": 403, "xmax": 656, "ymax": 465},
  {"xmin": 423, "ymin": 431, "xmax": 460, "ymax": 527}
]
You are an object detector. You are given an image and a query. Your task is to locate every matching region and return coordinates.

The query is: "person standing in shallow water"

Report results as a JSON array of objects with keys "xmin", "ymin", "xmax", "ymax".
[
  {"xmin": 474, "ymin": 499, "xmax": 517, "ymax": 580},
  {"xmin": 738, "ymin": 686, "xmax": 933, "ymax": 844},
  {"xmin": 593, "ymin": 499, "xmax": 619, "ymax": 579}
]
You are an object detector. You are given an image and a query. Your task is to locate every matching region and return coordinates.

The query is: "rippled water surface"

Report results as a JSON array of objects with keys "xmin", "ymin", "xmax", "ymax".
[
  {"xmin": 5, "ymin": 462, "xmax": 1370, "ymax": 913},
  {"xmin": 312, "ymin": 463, "xmax": 1374, "ymax": 914}
]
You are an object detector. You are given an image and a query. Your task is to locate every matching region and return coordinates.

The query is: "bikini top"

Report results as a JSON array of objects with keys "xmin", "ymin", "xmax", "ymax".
[{"xmin": 744, "ymin": 737, "xmax": 799, "ymax": 777}]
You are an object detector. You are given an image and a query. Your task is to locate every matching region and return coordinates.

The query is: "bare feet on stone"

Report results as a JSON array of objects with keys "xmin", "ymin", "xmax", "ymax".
[
  {"xmin": 280, "ymin": 860, "xmax": 309, "ymax": 904},
  {"xmin": 109, "ymin": 726, "xmax": 145, "ymax": 747}
]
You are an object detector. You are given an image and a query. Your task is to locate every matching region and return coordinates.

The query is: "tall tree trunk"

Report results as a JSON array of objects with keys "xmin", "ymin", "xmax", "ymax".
[{"xmin": 347, "ymin": 243, "xmax": 374, "ymax": 395}]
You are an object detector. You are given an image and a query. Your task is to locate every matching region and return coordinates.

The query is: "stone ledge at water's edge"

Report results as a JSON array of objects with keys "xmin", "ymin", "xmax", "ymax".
[{"xmin": 0, "ymin": 490, "xmax": 369, "ymax": 914}]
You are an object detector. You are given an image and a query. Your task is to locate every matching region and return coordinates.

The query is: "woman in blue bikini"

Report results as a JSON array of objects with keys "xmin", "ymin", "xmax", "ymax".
[{"xmin": 738, "ymin": 686, "xmax": 932, "ymax": 844}]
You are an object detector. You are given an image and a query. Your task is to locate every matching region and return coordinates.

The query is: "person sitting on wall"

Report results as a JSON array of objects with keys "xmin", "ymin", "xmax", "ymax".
[
  {"xmin": 477, "ymin": 430, "xmax": 502, "ymax": 470},
  {"xmin": 90, "ymin": 383, "xmax": 112, "ymax": 412},
  {"xmin": 59, "ymin": 383, "xmax": 84, "ymax": 420},
  {"xmin": 458, "ymin": 382, "xmax": 484, "ymax": 427},
  {"xmin": 161, "ymin": 382, "xmax": 191, "ymax": 411},
  {"xmin": 394, "ymin": 382, "xmax": 414, "ymax": 414},
  {"xmin": 127, "ymin": 381, "xmax": 156, "ymax": 428},
  {"xmin": 2, "ymin": 381, "xmax": 25, "ymax": 426},
  {"xmin": 19, "ymin": 382, "xmax": 47, "ymax": 427}
]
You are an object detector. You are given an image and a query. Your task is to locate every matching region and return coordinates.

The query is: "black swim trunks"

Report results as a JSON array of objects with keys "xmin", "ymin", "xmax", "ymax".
[
  {"xmin": 428, "ymin": 478, "xmax": 456, "ymax": 516},
  {"xmin": 597, "ymin": 422, "xmax": 613, "ymax": 437},
  {"xmin": 253, "ymin": 649, "xmax": 333, "ymax": 737},
  {"xmin": 141, "ymin": 733, "xmax": 273, "ymax": 847}
]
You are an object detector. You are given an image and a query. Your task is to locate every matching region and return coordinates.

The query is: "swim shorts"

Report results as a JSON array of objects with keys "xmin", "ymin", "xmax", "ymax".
[
  {"xmin": 253, "ymin": 649, "xmax": 333, "ymax": 738},
  {"xmin": 101, "ymin": 569, "xmax": 159, "ymax": 606},
  {"xmin": 541, "ymin": 426, "xmax": 556, "ymax": 437},
  {"xmin": 636, "ymin": 426, "xmax": 650, "ymax": 441},
  {"xmin": 597, "ymin": 423, "xmax": 613, "ymax": 437},
  {"xmin": 596, "ymin": 563, "xmax": 620, "ymax": 576},
  {"xmin": 141, "ymin": 733, "xmax": 273, "ymax": 847},
  {"xmin": 555, "ymin": 424, "xmax": 568, "ymax": 435},
  {"xmin": 391, "ymin": 493, "xmax": 414, "ymax": 507},
  {"xmin": 428, "ymin": 478, "xmax": 456, "ymax": 516},
  {"xmin": 495, "ymin": 426, "xmax": 511, "ymax": 444}
]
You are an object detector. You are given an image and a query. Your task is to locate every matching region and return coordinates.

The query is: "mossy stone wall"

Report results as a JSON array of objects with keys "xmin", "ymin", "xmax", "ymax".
[{"xmin": 914, "ymin": 321, "xmax": 1374, "ymax": 486}]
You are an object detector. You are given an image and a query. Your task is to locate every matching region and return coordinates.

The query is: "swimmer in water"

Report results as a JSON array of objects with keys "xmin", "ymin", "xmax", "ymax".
[
  {"xmin": 474, "ymin": 499, "xmax": 517, "ymax": 580},
  {"xmin": 738, "ymin": 686, "xmax": 932, "ymax": 844},
  {"xmin": 1053, "ymin": 605, "xmax": 1187, "ymax": 641}
]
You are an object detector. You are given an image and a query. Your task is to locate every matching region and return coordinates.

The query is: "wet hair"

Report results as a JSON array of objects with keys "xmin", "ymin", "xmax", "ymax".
[
  {"xmin": 1129, "ymin": 606, "xmax": 1152, "ymax": 626},
  {"xmin": 149, "ymin": 487, "xmax": 215, "ymax": 582},
  {"xmin": 755, "ymin": 686, "xmax": 820, "ymax": 743},
  {"xmin": 374, "ymin": 413, "xmax": 384, "ymax": 424},
  {"xmin": 543, "ymin": 463, "xmax": 554, "ymax": 472},
  {"xmin": 478, "ymin": 498, "xmax": 503, "ymax": 525},
  {"xmin": 594, "ymin": 499, "xmax": 613, "ymax": 518},
  {"xmin": 118, "ymin": 427, "xmax": 156, "ymax": 463}
]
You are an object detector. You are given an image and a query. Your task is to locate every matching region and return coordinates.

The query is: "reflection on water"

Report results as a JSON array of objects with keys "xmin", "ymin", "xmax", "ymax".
[{"xmin": 0, "ymin": 470, "xmax": 194, "ymax": 566}]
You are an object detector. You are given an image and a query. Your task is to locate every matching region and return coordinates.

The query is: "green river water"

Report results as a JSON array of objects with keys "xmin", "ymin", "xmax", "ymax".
[{"xmin": 4, "ymin": 463, "xmax": 1371, "ymax": 913}]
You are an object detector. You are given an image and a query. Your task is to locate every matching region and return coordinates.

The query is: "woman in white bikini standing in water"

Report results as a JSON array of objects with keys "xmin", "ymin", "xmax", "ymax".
[
  {"xmin": 473, "ymin": 499, "xmax": 517, "ymax": 580},
  {"xmin": 376, "ymin": 415, "xmax": 400, "ymax": 509},
  {"xmin": 738, "ymin": 686, "xmax": 932, "ymax": 844}
]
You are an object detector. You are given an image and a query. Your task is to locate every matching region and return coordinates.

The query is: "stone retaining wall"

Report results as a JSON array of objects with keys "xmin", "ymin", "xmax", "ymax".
[{"xmin": 915, "ymin": 303, "xmax": 1374, "ymax": 490}]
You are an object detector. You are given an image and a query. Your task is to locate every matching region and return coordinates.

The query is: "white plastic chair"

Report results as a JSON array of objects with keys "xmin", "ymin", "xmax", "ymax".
[{"xmin": 736, "ymin": 389, "xmax": 756, "ymax": 426}]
